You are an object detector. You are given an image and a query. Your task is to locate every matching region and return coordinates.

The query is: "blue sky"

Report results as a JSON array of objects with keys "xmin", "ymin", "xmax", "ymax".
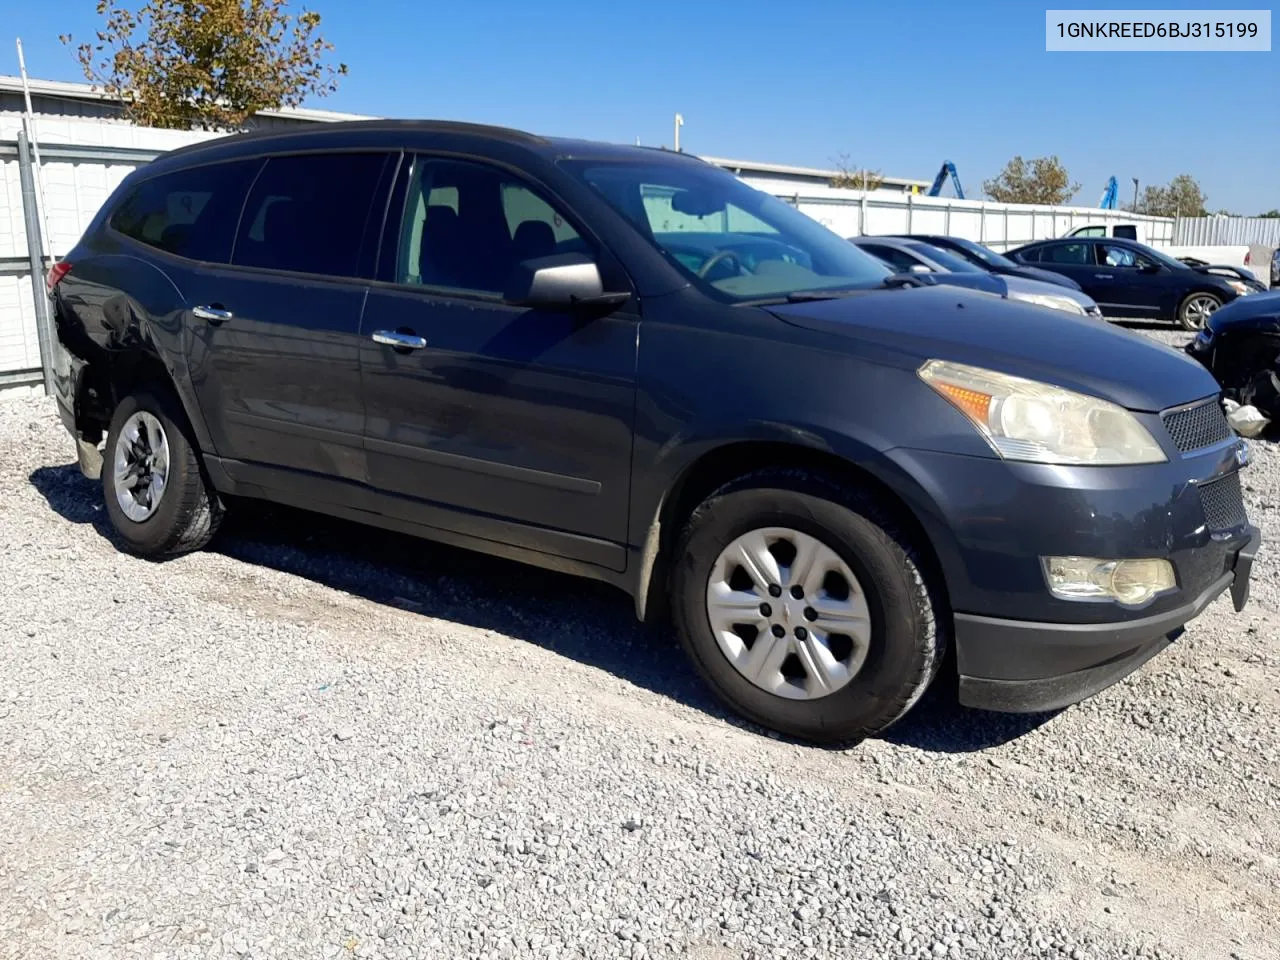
[{"xmin": 8, "ymin": 1, "xmax": 1278, "ymax": 211}]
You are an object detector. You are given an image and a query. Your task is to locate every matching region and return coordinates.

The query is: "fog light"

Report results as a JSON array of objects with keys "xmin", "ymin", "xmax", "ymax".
[{"xmin": 1042, "ymin": 557, "xmax": 1176, "ymax": 606}]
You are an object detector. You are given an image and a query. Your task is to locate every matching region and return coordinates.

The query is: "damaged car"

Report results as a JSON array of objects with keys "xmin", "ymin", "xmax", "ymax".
[
  {"xmin": 45, "ymin": 121, "xmax": 1261, "ymax": 743},
  {"xmin": 1186, "ymin": 289, "xmax": 1280, "ymax": 430}
]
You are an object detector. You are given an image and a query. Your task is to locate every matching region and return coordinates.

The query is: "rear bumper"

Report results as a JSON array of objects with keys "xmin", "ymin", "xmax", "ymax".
[{"xmin": 957, "ymin": 525, "xmax": 1260, "ymax": 713}]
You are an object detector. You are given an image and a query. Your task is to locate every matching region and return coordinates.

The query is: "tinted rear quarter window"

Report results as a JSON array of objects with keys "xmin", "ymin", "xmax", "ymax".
[
  {"xmin": 109, "ymin": 160, "xmax": 261, "ymax": 263},
  {"xmin": 233, "ymin": 152, "xmax": 392, "ymax": 278}
]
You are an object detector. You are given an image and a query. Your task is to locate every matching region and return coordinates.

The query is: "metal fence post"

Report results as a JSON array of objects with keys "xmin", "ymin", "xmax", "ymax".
[
  {"xmin": 17, "ymin": 128, "xmax": 55, "ymax": 396},
  {"xmin": 906, "ymin": 192, "xmax": 914, "ymax": 232}
]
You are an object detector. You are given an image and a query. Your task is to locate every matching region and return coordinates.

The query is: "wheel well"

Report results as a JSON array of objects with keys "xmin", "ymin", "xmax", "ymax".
[
  {"xmin": 640, "ymin": 441, "xmax": 950, "ymax": 622},
  {"xmin": 75, "ymin": 351, "xmax": 174, "ymax": 442}
]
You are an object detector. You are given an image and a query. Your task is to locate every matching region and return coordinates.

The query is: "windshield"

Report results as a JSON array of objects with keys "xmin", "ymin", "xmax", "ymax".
[
  {"xmin": 559, "ymin": 157, "xmax": 891, "ymax": 301},
  {"xmin": 942, "ymin": 236, "xmax": 1018, "ymax": 269},
  {"xmin": 1127, "ymin": 241, "xmax": 1190, "ymax": 271},
  {"xmin": 904, "ymin": 242, "xmax": 984, "ymax": 274}
]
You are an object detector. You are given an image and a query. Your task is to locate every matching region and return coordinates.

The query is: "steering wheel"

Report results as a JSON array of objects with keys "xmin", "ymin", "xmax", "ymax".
[{"xmin": 697, "ymin": 248, "xmax": 752, "ymax": 279}]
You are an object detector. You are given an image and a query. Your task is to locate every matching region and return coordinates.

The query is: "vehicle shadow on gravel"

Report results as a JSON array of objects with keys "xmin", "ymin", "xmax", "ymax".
[{"xmin": 29, "ymin": 462, "xmax": 1055, "ymax": 753}]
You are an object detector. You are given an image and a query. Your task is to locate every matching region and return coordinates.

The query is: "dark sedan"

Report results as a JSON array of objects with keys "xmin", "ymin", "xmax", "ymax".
[
  {"xmin": 889, "ymin": 234, "xmax": 1084, "ymax": 291},
  {"xmin": 1007, "ymin": 236, "xmax": 1253, "ymax": 330}
]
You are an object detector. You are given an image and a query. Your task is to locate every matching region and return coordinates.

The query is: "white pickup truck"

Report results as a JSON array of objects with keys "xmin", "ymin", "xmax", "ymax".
[{"xmin": 1063, "ymin": 222, "xmax": 1255, "ymax": 274}]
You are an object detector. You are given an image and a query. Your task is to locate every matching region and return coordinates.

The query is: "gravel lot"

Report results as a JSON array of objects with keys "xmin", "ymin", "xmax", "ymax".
[{"xmin": 2, "ymin": 324, "xmax": 1278, "ymax": 960}]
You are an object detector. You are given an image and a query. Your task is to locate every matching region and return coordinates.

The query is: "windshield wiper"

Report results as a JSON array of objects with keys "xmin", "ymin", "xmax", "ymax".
[
  {"xmin": 783, "ymin": 286, "xmax": 873, "ymax": 302},
  {"xmin": 742, "ymin": 279, "xmax": 915, "ymax": 307},
  {"xmin": 879, "ymin": 273, "xmax": 927, "ymax": 289}
]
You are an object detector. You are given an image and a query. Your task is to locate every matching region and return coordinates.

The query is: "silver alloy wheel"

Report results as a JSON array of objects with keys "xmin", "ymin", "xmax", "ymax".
[
  {"xmin": 705, "ymin": 527, "xmax": 872, "ymax": 700},
  {"xmin": 112, "ymin": 411, "xmax": 171, "ymax": 523},
  {"xmin": 1183, "ymin": 295, "xmax": 1219, "ymax": 328}
]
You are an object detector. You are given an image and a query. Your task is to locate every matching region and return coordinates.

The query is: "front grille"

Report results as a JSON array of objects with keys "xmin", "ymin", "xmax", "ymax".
[
  {"xmin": 1199, "ymin": 472, "xmax": 1247, "ymax": 531},
  {"xmin": 1162, "ymin": 399, "xmax": 1232, "ymax": 453}
]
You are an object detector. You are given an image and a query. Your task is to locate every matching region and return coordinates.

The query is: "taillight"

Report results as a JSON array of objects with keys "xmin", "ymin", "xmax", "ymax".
[
  {"xmin": 46, "ymin": 260, "xmax": 72, "ymax": 292},
  {"xmin": 1244, "ymin": 251, "xmax": 1251, "ymax": 265}
]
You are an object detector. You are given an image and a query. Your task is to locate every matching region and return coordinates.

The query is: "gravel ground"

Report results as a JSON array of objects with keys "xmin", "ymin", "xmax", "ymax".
[{"xmin": 2, "ymin": 323, "xmax": 1278, "ymax": 960}]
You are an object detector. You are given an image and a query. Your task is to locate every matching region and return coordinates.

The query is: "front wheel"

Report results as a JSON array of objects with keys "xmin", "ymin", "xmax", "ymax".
[
  {"xmin": 1178, "ymin": 292, "xmax": 1221, "ymax": 331},
  {"xmin": 102, "ymin": 386, "xmax": 223, "ymax": 557},
  {"xmin": 670, "ymin": 469, "xmax": 946, "ymax": 744}
]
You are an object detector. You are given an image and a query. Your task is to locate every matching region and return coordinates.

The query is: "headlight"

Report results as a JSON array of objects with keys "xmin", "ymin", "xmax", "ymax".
[
  {"xmin": 1227, "ymin": 280, "xmax": 1252, "ymax": 296},
  {"xmin": 918, "ymin": 360, "xmax": 1167, "ymax": 465},
  {"xmin": 1043, "ymin": 556, "xmax": 1176, "ymax": 606},
  {"xmin": 1008, "ymin": 290, "xmax": 1087, "ymax": 315}
]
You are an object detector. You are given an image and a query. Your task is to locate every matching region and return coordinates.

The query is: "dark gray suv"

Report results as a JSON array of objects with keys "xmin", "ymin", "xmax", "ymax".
[{"xmin": 48, "ymin": 121, "xmax": 1259, "ymax": 743}]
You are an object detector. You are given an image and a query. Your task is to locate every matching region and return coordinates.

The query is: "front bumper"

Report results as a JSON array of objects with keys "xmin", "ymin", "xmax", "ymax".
[{"xmin": 957, "ymin": 524, "xmax": 1260, "ymax": 712}]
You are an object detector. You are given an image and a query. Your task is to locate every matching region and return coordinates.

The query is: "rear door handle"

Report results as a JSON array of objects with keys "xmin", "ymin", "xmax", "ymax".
[
  {"xmin": 192, "ymin": 305, "xmax": 233, "ymax": 324},
  {"xmin": 372, "ymin": 329, "xmax": 427, "ymax": 350}
]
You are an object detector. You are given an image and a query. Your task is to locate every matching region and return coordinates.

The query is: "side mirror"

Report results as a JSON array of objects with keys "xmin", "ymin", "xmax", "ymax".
[
  {"xmin": 504, "ymin": 253, "xmax": 628, "ymax": 310},
  {"xmin": 1139, "ymin": 261, "xmax": 1162, "ymax": 274},
  {"xmin": 907, "ymin": 263, "xmax": 932, "ymax": 274}
]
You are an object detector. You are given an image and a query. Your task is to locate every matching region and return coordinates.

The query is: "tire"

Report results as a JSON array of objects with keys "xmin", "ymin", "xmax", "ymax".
[
  {"xmin": 669, "ymin": 468, "xmax": 947, "ymax": 744},
  {"xmin": 1177, "ymin": 291, "xmax": 1222, "ymax": 331},
  {"xmin": 102, "ymin": 385, "xmax": 222, "ymax": 557}
]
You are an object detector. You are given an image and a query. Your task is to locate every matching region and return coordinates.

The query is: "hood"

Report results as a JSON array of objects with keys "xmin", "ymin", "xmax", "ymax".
[
  {"xmin": 767, "ymin": 285, "xmax": 1219, "ymax": 412},
  {"xmin": 1206, "ymin": 289, "xmax": 1280, "ymax": 335},
  {"xmin": 1190, "ymin": 263, "xmax": 1264, "ymax": 286},
  {"xmin": 999, "ymin": 263, "xmax": 1084, "ymax": 291}
]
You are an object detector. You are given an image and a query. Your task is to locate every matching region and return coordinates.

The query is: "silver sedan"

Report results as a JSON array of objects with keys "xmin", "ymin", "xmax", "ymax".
[{"xmin": 850, "ymin": 236, "xmax": 1104, "ymax": 318}]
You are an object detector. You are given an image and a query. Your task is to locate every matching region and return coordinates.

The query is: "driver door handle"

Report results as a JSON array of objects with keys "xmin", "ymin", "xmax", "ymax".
[
  {"xmin": 1093, "ymin": 273, "xmax": 1114, "ymax": 279},
  {"xmin": 371, "ymin": 329, "xmax": 427, "ymax": 350},
  {"xmin": 192, "ymin": 304, "xmax": 233, "ymax": 324}
]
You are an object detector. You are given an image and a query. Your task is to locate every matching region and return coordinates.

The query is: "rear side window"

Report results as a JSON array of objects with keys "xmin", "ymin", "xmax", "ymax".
[
  {"xmin": 1074, "ymin": 226, "xmax": 1105, "ymax": 238},
  {"xmin": 861, "ymin": 244, "xmax": 920, "ymax": 272},
  {"xmin": 1040, "ymin": 242, "xmax": 1089, "ymax": 265},
  {"xmin": 233, "ymin": 152, "xmax": 392, "ymax": 278},
  {"xmin": 1113, "ymin": 225, "xmax": 1138, "ymax": 241},
  {"xmin": 109, "ymin": 160, "xmax": 260, "ymax": 263}
]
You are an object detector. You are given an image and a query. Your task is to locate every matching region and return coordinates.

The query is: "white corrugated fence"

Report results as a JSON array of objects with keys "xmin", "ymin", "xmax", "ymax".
[{"xmin": 1174, "ymin": 216, "xmax": 1280, "ymax": 248}]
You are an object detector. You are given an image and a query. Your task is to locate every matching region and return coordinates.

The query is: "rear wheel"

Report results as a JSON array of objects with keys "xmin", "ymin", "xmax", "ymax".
[
  {"xmin": 102, "ymin": 387, "xmax": 222, "ymax": 557},
  {"xmin": 670, "ymin": 469, "xmax": 946, "ymax": 744},
  {"xmin": 1178, "ymin": 292, "xmax": 1221, "ymax": 331}
]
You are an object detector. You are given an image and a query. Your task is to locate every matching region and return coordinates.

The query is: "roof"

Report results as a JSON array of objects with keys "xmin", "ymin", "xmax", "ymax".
[
  {"xmin": 0, "ymin": 74, "xmax": 374, "ymax": 124},
  {"xmin": 151, "ymin": 119, "xmax": 717, "ymax": 167},
  {"xmin": 701, "ymin": 155, "xmax": 929, "ymax": 190}
]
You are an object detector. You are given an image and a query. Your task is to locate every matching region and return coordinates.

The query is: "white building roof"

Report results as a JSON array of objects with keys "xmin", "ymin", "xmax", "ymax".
[
  {"xmin": 701, "ymin": 156, "xmax": 930, "ymax": 191},
  {"xmin": 0, "ymin": 74, "xmax": 375, "ymax": 123}
]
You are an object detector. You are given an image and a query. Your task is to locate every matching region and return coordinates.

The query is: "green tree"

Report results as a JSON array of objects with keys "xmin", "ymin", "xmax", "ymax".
[
  {"xmin": 62, "ymin": 0, "xmax": 347, "ymax": 131},
  {"xmin": 1257, "ymin": 209, "xmax": 1280, "ymax": 218},
  {"xmin": 829, "ymin": 153, "xmax": 885, "ymax": 191},
  {"xmin": 1134, "ymin": 174, "xmax": 1208, "ymax": 218},
  {"xmin": 982, "ymin": 155, "xmax": 1079, "ymax": 205}
]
